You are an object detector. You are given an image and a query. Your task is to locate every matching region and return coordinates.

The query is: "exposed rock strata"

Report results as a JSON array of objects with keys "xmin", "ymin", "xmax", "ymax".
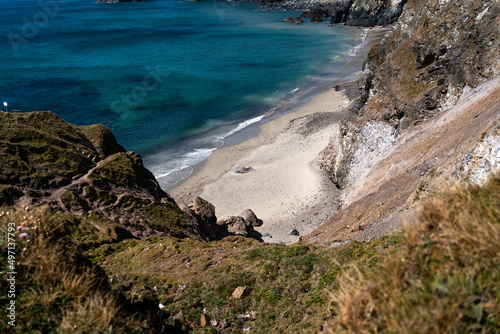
[
  {"xmin": 307, "ymin": 77, "xmax": 500, "ymax": 245},
  {"xmin": 456, "ymin": 125, "xmax": 500, "ymax": 186},
  {"xmin": 319, "ymin": 0, "xmax": 500, "ymax": 192},
  {"xmin": 311, "ymin": 0, "xmax": 500, "ymax": 243}
]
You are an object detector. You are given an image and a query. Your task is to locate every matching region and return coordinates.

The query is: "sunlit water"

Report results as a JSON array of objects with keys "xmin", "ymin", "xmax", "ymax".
[{"xmin": 0, "ymin": 0, "xmax": 364, "ymax": 189}]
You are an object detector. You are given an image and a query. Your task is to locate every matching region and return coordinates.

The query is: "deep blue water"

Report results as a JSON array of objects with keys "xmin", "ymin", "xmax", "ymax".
[{"xmin": 0, "ymin": 0, "xmax": 363, "ymax": 188}]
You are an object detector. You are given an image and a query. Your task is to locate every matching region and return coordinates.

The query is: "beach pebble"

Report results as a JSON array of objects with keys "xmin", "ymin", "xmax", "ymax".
[
  {"xmin": 263, "ymin": 232, "xmax": 272, "ymax": 238},
  {"xmin": 289, "ymin": 228, "xmax": 300, "ymax": 236},
  {"xmin": 234, "ymin": 166, "xmax": 255, "ymax": 173}
]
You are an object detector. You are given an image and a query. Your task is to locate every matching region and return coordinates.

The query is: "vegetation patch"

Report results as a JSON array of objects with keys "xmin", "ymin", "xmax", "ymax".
[{"xmin": 329, "ymin": 176, "xmax": 500, "ymax": 333}]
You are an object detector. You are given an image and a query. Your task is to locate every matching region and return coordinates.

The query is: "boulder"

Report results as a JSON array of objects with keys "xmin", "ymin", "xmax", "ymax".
[
  {"xmin": 200, "ymin": 314, "xmax": 208, "ymax": 327},
  {"xmin": 283, "ymin": 17, "xmax": 294, "ymax": 23},
  {"xmin": 289, "ymin": 228, "xmax": 300, "ymax": 236},
  {"xmin": 181, "ymin": 197, "xmax": 218, "ymax": 240},
  {"xmin": 229, "ymin": 286, "xmax": 248, "ymax": 300},
  {"xmin": 217, "ymin": 216, "xmax": 252, "ymax": 237},
  {"xmin": 239, "ymin": 209, "xmax": 262, "ymax": 227},
  {"xmin": 293, "ymin": 17, "xmax": 304, "ymax": 25}
]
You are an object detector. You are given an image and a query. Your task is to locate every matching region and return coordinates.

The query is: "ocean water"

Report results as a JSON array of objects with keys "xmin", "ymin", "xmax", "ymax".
[{"xmin": 0, "ymin": 0, "xmax": 364, "ymax": 189}]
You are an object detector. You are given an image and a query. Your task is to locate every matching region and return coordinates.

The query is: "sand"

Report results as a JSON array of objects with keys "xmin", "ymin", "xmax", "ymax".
[
  {"xmin": 170, "ymin": 89, "xmax": 349, "ymax": 244},
  {"xmin": 168, "ymin": 27, "xmax": 393, "ymax": 244}
]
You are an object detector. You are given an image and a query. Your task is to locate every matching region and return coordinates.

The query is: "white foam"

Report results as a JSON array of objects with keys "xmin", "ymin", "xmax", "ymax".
[
  {"xmin": 155, "ymin": 147, "xmax": 217, "ymax": 179},
  {"xmin": 349, "ymin": 28, "xmax": 369, "ymax": 57},
  {"xmin": 219, "ymin": 112, "xmax": 270, "ymax": 139}
]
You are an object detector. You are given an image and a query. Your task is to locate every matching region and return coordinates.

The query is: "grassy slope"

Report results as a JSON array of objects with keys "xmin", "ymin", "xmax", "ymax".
[
  {"xmin": 329, "ymin": 177, "xmax": 500, "ymax": 333},
  {"xmin": 0, "ymin": 203, "xmax": 402, "ymax": 333},
  {"xmin": 1, "ymin": 178, "xmax": 499, "ymax": 333}
]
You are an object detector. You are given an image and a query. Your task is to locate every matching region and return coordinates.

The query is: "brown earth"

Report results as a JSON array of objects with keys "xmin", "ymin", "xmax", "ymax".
[{"xmin": 303, "ymin": 77, "xmax": 500, "ymax": 245}]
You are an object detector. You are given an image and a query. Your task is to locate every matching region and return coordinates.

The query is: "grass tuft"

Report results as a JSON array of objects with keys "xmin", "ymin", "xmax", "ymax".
[{"xmin": 329, "ymin": 176, "xmax": 500, "ymax": 333}]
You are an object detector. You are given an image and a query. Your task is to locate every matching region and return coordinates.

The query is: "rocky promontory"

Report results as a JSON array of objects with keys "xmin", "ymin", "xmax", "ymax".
[
  {"xmin": 267, "ymin": 0, "xmax": 407, "ymax": 26},
  {"xmin": 0, "ymin": 111, "xmax": 259, "ymax": 242}
]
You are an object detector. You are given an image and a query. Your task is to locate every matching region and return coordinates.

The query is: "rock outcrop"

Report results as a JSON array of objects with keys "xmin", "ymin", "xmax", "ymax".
[
  {"xmin": 456, "ymin": 125, "xmax": 500, "ymax": 186},
  {"xmin": 319, "ymin": 0, "xmax": 500, "ymax": 191},
  {"xmin": 271, "ymin": 0, "xmax": 406, "ymax": 27},
  {"xmin": 181, "ymin": 198, "xmax": 262, "ymax": 240},
  {"xmin": 0, "ymin": 112, "xmax": 224, "ymax": 242},
  {"xmin": 310, "ymin": 0, "xmax": 500, "ymax": 244}
]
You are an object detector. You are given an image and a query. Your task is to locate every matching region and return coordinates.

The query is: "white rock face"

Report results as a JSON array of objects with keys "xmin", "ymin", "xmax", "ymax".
[
  {"xmin": 459, "ymin": 127, "xmax": 500, "ymax": 186},
  {"xmin": 347, "ymin": 122, "xmax": 398, "ymax": 189}
]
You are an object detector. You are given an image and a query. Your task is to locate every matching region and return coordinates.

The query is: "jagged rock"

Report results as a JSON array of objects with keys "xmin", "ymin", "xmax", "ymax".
[
  {"xmin": 271, "ymin": 0, "xmax": 405, "ymax": 27},
  {"xmin": 181, "ymin": 196, "xmax": 218, "ymax": 240},
  {"xmin": 293, "ymin": 17, "xmax": 304, "ymax": 25},
  {"xmin": 301, "ymin": 8, "xmax": 327, "ymax": 22},
  {"xmin": 289, "ymin": 228, "xmax": 300, "ymax": 236},
  {"xmin": 217, "ymin": 216, "xmax": 254, "ymax": 238},
  {"xmin": 0, "ymin": 111, "xmax": 201, "ymax": 241},
  {"xmin": 229, "ymin": 286, "xmax": 248, "ymax": 300},
  {"xmin": 456, "ymin": 126, "xmax": 500, "ymax": 186},
  {"xmin": 283, "ymin": 16, "xmax": 304, "ymax": 24},
  {"xmin": 239, "ymin": 209, "xmax": 262, "ymax": 227}
]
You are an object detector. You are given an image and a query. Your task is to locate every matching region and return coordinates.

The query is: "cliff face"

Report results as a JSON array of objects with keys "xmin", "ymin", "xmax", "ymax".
[
  {"xmin": 357, "ymin": 0, "xmax": 500, "ymax": 127},
  {"xmin": 269, "ymin": 0, "xmax": 406, "ymax": 26},
  {"xmin": 308, "ymin": 0, "xmax": 500, "ymax": 244},
  {"xmin": 0, "ymin": 111, "xmax": 211, "ymax": 240},
  {"xmin": 321, "ymin": 0, "xmax": 500, "ymax": 191}
]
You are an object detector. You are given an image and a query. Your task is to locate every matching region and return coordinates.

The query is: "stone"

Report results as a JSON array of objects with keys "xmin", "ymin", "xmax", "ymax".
[
  {"xmin": 173, "ymin": 311, "xmax": 184, "ymax": 321},
  {"xmin": 229, "ymin": 286, "xmax": 247, "ymax": 300},
  {"xmin": 238, "ymin": 311, "xmax": 256, "ymax": 320},
  {"xmin": 239, "ymin": 209, "xmax": 262, "ymax": 227},
  {"xmin": 283, "ymin": 17, "xmax": 294, "ymax": 23},
  {"xmin": 293, "ymin": 17, "xmax": 304, "ymax": 25},
  {"xmin": 182, "ymin": 197, "xmax": 218, "ymax": 240},
  {"xmin": 234, "ymin": 166, "xmax": 254, "ymax": 173},
  {"xmin": 217, "ymin": 216, "xmax": 254, "ymax": 238},
  {"xmin": 200, "ymin": 314, "xmax": 208, "ymax": 327},
  {"xmin": 289, "ymin": 228, "xmax": 300, "ymax": 236},
  {"xmin": 263, "ymin": 232, "xmax": 272, "ymax": 238},
  {"xmin": 210, "ymin": 319, "xmax": 218, "ymax": 327}
]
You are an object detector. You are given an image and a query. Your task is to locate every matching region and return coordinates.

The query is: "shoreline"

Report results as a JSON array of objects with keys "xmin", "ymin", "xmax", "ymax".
[{"xmin": 169, "ymin": 27, "xmax": 392, "ymax": 244}]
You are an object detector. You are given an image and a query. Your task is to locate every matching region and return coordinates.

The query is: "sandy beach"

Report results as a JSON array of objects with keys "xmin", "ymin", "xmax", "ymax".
[
  {"xmin": 169, "ymin": 27, "xmax": 392, "ymax": 244},
  {"xmin": 170, "ymin": 88, "xmax": 350, "ymax": 243}
]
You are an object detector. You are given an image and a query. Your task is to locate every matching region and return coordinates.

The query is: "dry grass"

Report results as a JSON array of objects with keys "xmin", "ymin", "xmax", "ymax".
[
  {"xmin": 329, "ymin": 177, "xmax": 500, "ymax": 333},
  {"xmin": 0, "ymin": 206, "xmax": 142, "ymax": 333}
]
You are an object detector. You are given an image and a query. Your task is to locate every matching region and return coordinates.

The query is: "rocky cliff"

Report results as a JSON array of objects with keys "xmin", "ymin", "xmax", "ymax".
[
  {"xmin": 308, "ymin": 0, "xmax": 500, "ymax": 244},
  {"xmin": 268, "ymin": 0, "xmax": 407, "ymax": 26},
  {"xmin": 0, "ymin": 111, "xmax": 259, "ymax": 242}
]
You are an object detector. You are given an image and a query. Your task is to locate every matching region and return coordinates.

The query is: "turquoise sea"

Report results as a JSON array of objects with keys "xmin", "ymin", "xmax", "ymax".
[{"xmin": 0, "ymin": 0, "xmax": 364, "ymax": 189}]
